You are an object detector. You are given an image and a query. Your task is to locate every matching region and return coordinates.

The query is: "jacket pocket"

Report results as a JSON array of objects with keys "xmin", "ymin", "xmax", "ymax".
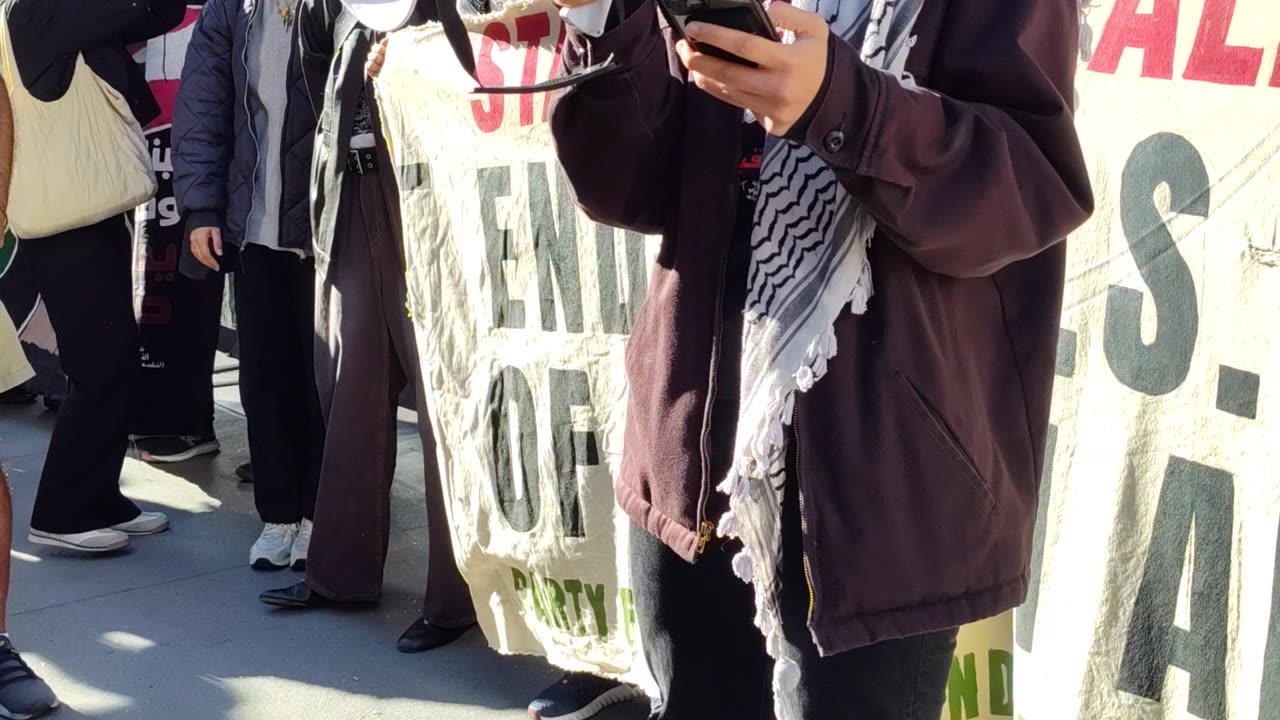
[{"xmin": 894, "ymin": 371, "xmax": 998, "ymax": 512}]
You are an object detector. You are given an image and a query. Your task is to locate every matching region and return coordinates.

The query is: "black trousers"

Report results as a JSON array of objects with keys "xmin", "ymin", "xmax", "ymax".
[
  {"xmin": 633, "ymin": 471, "xmax": 958, "ymax": 719},
  {"xmin": 234, "ymin": 244, "xmax": 324, "ymax": 524},
  {"xmin": 27, "ymin": 216, "xmax": 141, "ymax": 534},
  {"xmin": 130, "ymin": 271, "xmax": 225, "ymax": 437}
]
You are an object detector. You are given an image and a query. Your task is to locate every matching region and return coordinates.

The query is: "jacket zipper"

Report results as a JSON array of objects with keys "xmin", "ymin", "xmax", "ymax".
[
  {"xmin": 695, "ymin": 122, "xmax": 741, "ymax": 555},
  {"xmin": 242, "ymin": 0, "xmax": 261, "ymax": 247},
  {"xmin": 793, "ymin": 404, "xmax": 816, "ymax": 622},
  {"xmin": 695, "ymin": 242, "xmax": 731, "ymax": 555}
]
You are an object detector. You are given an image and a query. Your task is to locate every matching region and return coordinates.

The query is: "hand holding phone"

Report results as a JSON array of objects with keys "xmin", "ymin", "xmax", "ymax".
[
  {"xmin": 672, "ymin": 1, "xmax": 830, "ymax": 137},
  {"xmin": 658, "ymin": 0, "xmax": 777, "ymax": 66}
]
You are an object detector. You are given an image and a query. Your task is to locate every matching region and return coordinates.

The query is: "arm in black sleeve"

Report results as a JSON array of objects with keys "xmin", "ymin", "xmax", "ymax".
[
  {"xmin": 119, "ymin": 0, "xmax": 190, "ymax": 43},
  {"xmin": 10, "ymin": 0, "xmax": 157, "ymax": 58}
]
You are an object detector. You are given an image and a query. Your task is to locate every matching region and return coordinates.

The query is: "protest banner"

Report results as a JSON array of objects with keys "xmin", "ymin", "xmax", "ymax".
[
  {"xmin": 1017, "ymin": 1, "xmax": 1280, "ymax": 718},
  {"xmin": 378, "ymin": 6, "xmax": 655, "ymax": 682}
]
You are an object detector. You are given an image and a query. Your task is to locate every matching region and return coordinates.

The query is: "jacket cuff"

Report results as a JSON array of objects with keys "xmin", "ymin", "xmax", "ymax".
[
  {"xmin": 563, "ymin": 0, "xmax": 664, "ymax": 75},
  {"xmin": 797, "ymin": 35, "xmax": 884, "ymax": 173},
  {"xmin": 784, "ymin": 39, "xmax": 834, "ymax": 144},
  {"xmin": 184, "ymin": 210, "xmax": 222, "ymax": 236}
]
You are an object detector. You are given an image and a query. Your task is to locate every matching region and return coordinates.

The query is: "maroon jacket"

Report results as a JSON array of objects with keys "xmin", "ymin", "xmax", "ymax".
[{"xmin": 551, "ymin": 0, "xmax": 1093, "ymax": 654}]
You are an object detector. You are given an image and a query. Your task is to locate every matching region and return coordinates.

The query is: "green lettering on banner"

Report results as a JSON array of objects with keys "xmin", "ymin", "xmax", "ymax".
[
  {"xmin": 948, "ymin": 653, "xmax": 980, "ymax": 720},
  {"xmin": 529, "ymin": 572, "xmax": 551, "ymax": 626},
  {"xmin": 564, "ymin": 579, "xmax": 588, "ymax": 636},
  {"xmin": 989, "ymin": 649, "xmax": 1014, "ymax": 716},
  {"xmin": 545, "ymin": 578, "xmax": 573, "ymax": 633},
  {"xmin": 620, "ymin": 588, "xmax": 637, "ymax": 644},
  {"xmin": 507, "ymin": 567, "xmax": 642, "ymax": 645},
  {"xmin": 584, "ymin": 583, "xmax": 609, "ymax": 640}
]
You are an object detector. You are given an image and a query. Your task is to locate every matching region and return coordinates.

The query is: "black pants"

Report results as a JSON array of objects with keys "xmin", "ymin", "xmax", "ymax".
[
  {"xmin": 234, "ymin": 244, "xmax": 324, "ymax": 524},
  {"xmin": 27, "ymin": 216, "xmax": 141, "ymax": 534},
  {"xmin": 633, "ymin": 481, "xmax": 958, "ymax": 720},
  {"xmin": 130, "ymin": 271, "xmax": 225, "ymax": 437}
]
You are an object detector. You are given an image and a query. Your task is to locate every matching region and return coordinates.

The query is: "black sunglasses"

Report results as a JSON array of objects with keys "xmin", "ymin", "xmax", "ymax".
[{"xmin": 433, "ymin": 0, "xmax": 621, "ymax": 94}]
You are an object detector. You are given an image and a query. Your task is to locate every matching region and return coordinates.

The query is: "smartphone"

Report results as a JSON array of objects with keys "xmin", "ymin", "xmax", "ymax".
[{"xmin": 658, "ymin": 0, "xmax": 778, "ymax": 67}]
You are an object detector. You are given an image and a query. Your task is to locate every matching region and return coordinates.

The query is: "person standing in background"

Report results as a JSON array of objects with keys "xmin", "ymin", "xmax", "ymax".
[
  {"xmin": 172, "ymin": 0, "xmax": 325, "ymax": 571},
  {"xmin": 258, "ymin": 0, "xmax": 476, "ymax": 656},
  {"xmin": 129, "ymin": 3, "xmax": 228, "ymax": 466},
  {"xmin": 0, "ymin": 70, "xmax": 58, "ymax": 720},
  {"xmin": 5, "ymin": 0, "xmax": 181, "ymax": 554}
]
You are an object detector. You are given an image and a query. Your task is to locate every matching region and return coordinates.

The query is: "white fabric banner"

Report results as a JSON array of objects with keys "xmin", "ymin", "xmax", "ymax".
[
  {"xmin": 1016, "ymin": 1, "xmax": 1280, "ymax": 719},
  {"xmin": 376, "ymin": 6, "xmax": 656, "ymax": 682}
]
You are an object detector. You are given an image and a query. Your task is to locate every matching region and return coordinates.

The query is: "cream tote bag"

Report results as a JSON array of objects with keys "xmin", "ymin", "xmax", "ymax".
[{"xmin": 1, "ymin": 4, "xmax": 156, "ymax": 239}]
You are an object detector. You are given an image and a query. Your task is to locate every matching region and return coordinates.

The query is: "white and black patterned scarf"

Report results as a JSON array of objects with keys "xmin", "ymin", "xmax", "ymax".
[{"xmin": 715, "ymin": 0, "xmax": 924, "ymax": 716}]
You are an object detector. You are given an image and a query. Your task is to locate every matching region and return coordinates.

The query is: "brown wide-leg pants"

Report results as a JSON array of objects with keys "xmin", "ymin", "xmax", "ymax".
[{"xmin": 308, "ymin": 164, "xmax": 474, "ymax": 628}]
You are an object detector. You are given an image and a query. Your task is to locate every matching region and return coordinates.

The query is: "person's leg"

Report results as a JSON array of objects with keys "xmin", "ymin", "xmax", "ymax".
[
  {"xmin": 178, "ymin": 262, "xmax": 227, "ymax": 438},
  {"xmin": 776, "ymin": 480, "xmax": 958, "ymax": 719},
  {"xmin": 27, "ymin": 218, "xmax": 141, "ymax": 534},
  {"xmin": 0, "ymin": 470, "xmax": 10, "ymax": 632},
  {"xmin": 631, "ymin": 522, "xmax": 773, "ymax": 720},
  {"xmin": 304, "ymin": 175, "xmax": 401, "ymax": 603},
  {"xmin": 131, "ymin": 267, "xmax": 225, "ymax": 438},
  {"xmin": 0, "ymin": 466, "xmax": 58, "ymax": 717},
  {"xmin": 370, "ymin": 172, "xmax": 474, "ymax": 630},
  {"xmin": 132, "ymin": 272, "xmax": 226, "ymax": 462},
  {"xmin": 287, "ymin": 254, "xmax": 324, "ymax": 524},
  {"xmin": 234, "ymin": 245, "xmax": 305, "ymax": 527}
]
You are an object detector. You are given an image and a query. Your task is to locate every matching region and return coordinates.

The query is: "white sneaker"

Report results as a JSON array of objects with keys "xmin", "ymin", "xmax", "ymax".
[
  {"xmin": 28, "ymin": 527, "xmax": 130, "ymax": 553},
  {"xmin": 291, "ymin": 519, "xmax": 313, "ymax": 571},
  {"xmin": 250, "ymin": 523, "xmax": 298, "ymax": 570},
  {"xmin": 111, "ymin": 511, "xmax": 170, "ymax": 536}
]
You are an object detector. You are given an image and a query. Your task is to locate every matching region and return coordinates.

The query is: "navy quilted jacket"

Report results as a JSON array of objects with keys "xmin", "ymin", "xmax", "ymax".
[{"xmin": 172, "ymin": 0, "xmax": 315, "ymax": 276}]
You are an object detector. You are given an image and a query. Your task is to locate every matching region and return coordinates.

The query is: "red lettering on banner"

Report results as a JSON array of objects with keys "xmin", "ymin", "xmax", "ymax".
[
  {"xmin": 545, "ymin": 23, "xmax": 567, "ymax": 122},
  {"xmin": 1089, "ymin": 0, "xmax": 1179, "ymax": 79},
  {"xmin": 516, "ymin": 14, "xmax": 553, "ymax": 126},
  {"xmin": 1271, "ymin": 44, "xmax": 1280, "ymax": 87},
  {"xmin": 471, "ymin": 23, "xmax": 511, "ymax": 133},
  {"xmin": 1183, "ymin": 0, "xmax": 1262, "ymax": 86}
]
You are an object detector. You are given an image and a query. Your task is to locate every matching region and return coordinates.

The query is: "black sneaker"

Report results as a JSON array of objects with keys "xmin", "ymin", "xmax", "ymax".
[
  {"xmin": 235, "ymin": 462, "xmax": 254, "ymax": 484},
  {"xmin": 133, "ymin": 435, "xmax": 221, "ymax": 463},
  {"xmin": 0, "ymin": 637, "xmax": 58, "ymax": 720},
  {"xmin": 527, "ymin": 673, "xmax": 644, "ymax": 720}
]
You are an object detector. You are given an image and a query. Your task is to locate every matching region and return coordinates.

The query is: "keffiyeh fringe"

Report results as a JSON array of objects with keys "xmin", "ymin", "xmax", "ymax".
[{"xmin": 713, "ymin": 0, "xmax": 923, "ymax": 717}]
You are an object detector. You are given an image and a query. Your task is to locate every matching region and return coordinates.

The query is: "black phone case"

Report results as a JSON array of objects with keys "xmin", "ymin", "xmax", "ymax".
[{"xmin": 658, "ymin": 0, "xmax": 776, "ymax": 67}]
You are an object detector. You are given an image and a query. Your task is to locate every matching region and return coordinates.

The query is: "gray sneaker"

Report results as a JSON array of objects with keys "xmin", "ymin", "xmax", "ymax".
[{"xmin": 0, "ymin": 637, "xmax": 58, "ymax": 719}]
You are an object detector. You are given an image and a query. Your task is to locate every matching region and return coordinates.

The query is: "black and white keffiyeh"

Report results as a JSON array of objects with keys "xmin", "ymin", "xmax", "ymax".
[{"xmin": 715, "ymin": 0, "xmax": 924, "ymax": 716}]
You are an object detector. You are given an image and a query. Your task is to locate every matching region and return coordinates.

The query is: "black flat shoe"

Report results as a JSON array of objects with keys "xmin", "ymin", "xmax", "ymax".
[
  {"xmin": 396, "ymin": 618, "xmax": 476, "ymax": 653},
  {"xmin": 259, "ymin": 581, "xmax": 334, "ymax": 609}
]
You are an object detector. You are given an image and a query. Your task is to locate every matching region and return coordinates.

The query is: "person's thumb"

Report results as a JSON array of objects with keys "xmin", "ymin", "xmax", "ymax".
[
  {"xmin": 767, "ymin": 2, "xmax": 827, "ymax": 38},
  {"xmin": 211, "ymin": 227, "xmax": 223, "ymax": 256}
]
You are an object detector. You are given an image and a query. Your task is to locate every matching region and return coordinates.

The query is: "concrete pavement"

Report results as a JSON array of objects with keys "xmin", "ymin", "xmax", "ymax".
[{"xmin": 0, "ymin": 363, "xmax": 651, "ymax": 720}]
